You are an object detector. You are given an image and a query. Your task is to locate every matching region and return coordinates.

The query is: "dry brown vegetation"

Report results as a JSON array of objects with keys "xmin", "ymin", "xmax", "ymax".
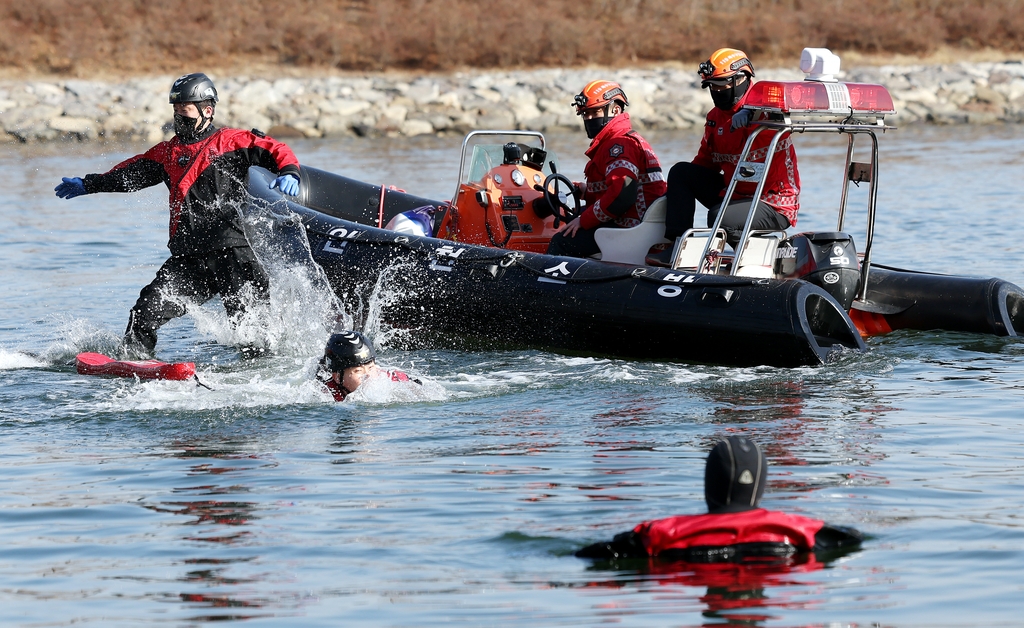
[{"xmin": 2, "ymin": 0, "xmax": 1023, "ymax": 76}]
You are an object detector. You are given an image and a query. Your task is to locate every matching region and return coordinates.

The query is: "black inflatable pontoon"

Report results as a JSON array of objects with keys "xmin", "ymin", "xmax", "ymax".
[
  {"xmin": 854, "ymin": 265, "xmax": 1024, "ymax": 336},
  {"xmin": 245, "ymin": 166, "xmax": 865, "ymax": 367}
]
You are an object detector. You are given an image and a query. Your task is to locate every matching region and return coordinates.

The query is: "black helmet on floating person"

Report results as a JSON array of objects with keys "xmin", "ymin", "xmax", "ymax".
[
  {"xmin": 573, "ymin": 80, "xmax": 629, "ymax": 140},
  {"xmin": 704, "ymin": 435, "xmax": 766, "ymax": 514},
  {"xmin": 698, "ymin": 48, "xmax": 755, "ymax": 111},
  {"xmin": 169, "ymin": 73, "xmax": 219, "ymax": 105},
  {"xmin": 324, "ymin": 331, "xmax": 376, "ymax": 373}
]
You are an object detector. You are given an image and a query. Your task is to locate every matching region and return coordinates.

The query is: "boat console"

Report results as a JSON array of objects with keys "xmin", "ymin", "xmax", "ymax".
[{"xmin": 435, "ymin": 130, "xmax": 567, "ymax": 252}]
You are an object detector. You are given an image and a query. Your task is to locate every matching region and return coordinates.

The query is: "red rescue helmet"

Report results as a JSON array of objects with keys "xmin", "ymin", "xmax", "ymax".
[
  {"xmin": 573, "ymin": 80, "xmax": 628, "ymax": 116},
  {"xmin": 698, "ymin": 48, "xmax": 755, "ymax": 87}
]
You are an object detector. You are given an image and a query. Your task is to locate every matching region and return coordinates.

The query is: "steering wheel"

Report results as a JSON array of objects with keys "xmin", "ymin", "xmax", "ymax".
[{"xmin": 542, "ymin": 172, "xmax": 582, "ymax": 228}]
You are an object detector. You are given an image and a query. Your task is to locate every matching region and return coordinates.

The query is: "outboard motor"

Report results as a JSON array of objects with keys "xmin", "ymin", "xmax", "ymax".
[{"xmin": 775, "ymin": 232, "xmax": 860, "ymax": 309}]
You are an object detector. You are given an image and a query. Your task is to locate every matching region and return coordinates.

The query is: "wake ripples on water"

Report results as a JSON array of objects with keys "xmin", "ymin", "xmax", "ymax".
[{"xmin": 2, "ymin": 127, "xmax": 1024, "ymax": 625}]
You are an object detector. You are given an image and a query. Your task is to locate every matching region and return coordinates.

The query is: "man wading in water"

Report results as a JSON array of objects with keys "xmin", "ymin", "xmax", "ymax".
[{"xmin": 55, "ymin": 73, "xmax": 303, "ymax": 358}]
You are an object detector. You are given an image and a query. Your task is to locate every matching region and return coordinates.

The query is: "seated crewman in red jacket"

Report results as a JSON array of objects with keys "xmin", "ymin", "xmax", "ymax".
[
  {"xmin": 545, "ymin": 80, "xmax": 666, "ymax": 259},
  {"xmin": 576, "ymin": 435, "xmax": 862, "ymax": 561},
  {"xmin": 663, "ymin": 48, "xmax": 800, "ymax": 249}
]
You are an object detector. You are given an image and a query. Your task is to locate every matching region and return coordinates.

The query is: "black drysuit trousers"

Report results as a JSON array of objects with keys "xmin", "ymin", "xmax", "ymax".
[
  {"xmin": 665, "ymin": 161, "xmax": 790, "ymax": 246},
  {"xmin": 124, "ymin": 246, "xmax": 269, "ymax": 352}
]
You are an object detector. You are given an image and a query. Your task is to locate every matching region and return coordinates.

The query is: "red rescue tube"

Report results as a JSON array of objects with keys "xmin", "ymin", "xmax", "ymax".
[{"xmin": 75, "ymin": 352, "xmax": 196, "ymax": 381}]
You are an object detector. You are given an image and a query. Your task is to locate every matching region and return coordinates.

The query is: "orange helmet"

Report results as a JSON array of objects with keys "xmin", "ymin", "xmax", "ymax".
[
  {"xmin": 698, "ymin": 48, "xmax": 755, "ymax": 87},
  {"xmin": 573, "ymin": 80, "xmax": 629, "ymax": 116}
]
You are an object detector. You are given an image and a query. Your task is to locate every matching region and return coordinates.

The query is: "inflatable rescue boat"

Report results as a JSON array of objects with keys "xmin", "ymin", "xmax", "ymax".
[{"xmin": 242, "ymin": 48, "xmax": 1022, "ymax": 367}]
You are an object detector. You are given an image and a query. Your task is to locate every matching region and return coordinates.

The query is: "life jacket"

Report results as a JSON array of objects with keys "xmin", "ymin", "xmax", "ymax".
[
  {"xmin": 388, "ymin": 370, "xmax": 412, "ymax": 383},
  {"xmin": 635, "ymin": 508, "xmax": 824, "ymax": 557}
]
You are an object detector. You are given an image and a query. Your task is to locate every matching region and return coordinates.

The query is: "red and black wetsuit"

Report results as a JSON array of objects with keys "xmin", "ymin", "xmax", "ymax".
[
  {"xmin": 576, "ymin": 508, "xmax": 862, "ymax": 561},
  {"xmin": 323, "ymin": 370, "xmax": 414, "ymax": 402},
  {"xmin": 82, "ymin": 125, "xmax": 300, "ymax": 352}
]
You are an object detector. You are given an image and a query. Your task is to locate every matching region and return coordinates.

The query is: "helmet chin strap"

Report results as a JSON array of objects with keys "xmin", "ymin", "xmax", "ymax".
[
  {"xmin": 195, "ymin": 103, "xmax": 213, "ymax": 133},
  {"xmin": 329, "ymin": 370, "xmax": 356, "ymax": 397}
]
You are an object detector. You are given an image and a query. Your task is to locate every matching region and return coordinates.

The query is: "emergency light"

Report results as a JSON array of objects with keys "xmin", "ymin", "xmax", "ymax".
[
  {"xmin": 739, "ymin": 47, "xmax": 895, "ymax": 117},
  {"xmin": 741, "ymin": 80, "xmax": 896, "ymax": 116}
]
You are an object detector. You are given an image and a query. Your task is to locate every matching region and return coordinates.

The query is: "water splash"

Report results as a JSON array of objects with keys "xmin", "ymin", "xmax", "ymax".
[
  {"xmin": 181, "ymin": 201, "xmax": 355, "ymax": 358},
  {"xmin": 0, "ymin": 348, "xmax": 47, "ymax": 370},
  {"xmin": 38, "ymin": 316, "xmax": 123, "ymax": 364},
  {"xmin": 96, "ymin": 359, "xmax": 334, "ymax": 412},
  {"xmin": 343, "ymin": 369, "xmax": 447, "ymax": 405},
  {"xmin": 85, "ymin": 355, "xmax": 447, "ymax": 411},
  {"xmin": 361, "ymin": 257, "xmax": 424, "ymax": 353}
]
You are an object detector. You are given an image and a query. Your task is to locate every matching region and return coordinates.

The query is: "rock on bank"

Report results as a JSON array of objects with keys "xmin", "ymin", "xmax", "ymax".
[{"xmin": 2, "ymin": 62, "xmax": 1023, "ymax": 143}]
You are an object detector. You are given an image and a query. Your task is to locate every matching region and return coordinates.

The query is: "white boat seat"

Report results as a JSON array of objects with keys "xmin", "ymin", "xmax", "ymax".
[
  {"xmin": 592, "ymin": 197, "xmax": 670, "ymax": 265},
  {"xmin": 734, "ymin": 233, "xmax": 783, "ymax": 278},
  {"xmin": 671, "ymin": 228, "xmax": 727, "ymax": 273}
]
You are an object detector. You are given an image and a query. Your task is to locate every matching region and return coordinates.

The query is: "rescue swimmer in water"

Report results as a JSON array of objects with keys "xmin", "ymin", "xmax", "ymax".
[
  {"xmin": 576, "ymin": 435, "xmax": 863, "ymax": 561},
  {"xmin": 317, "ymin": 330, "xmax": 420, "ymax": 402}
]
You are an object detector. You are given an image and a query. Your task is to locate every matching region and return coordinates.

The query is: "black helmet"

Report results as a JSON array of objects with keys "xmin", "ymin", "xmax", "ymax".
[
  {"xmin": 704, "ymin": 435, "xmax": 766, "ymax": 514},
  {"xmin": 169, "ymin": 73, "xmax": 219, "ymax": 104},
  {"xmin": 324, "ymin": 331, "xmax": 376, "ymax": 372}
]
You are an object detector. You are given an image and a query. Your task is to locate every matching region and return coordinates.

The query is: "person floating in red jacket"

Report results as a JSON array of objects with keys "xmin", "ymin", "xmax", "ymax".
[
  {"xmin": 545, "ymin": 80, "xmax": 667, "ymax": 258},
  {"xmin": 317, "ymin": 330, "xmax": 419, "ymax": 402},
  {"xmin": 54, "ymin": 73, "xmax": 302, "ymax": 357},
  {"xmin": 664, "ymin": 48, "xmax": 801, "ymax": 248},
  {"xmin": 576, "ymin": 435, "xmax": 862, "ymax": 561}
]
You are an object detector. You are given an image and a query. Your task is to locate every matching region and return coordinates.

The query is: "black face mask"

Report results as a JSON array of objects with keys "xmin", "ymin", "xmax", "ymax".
[
  {"xmin": 584, "ymin": 117, "xmax": 609, "ymax": 140},
  {"xmin": 583, "ymin": 106, "xmax": 613, "ymax": 140},
  {"xmin": 710, "ymin": 76, "xmax": 752, "ymax": 111},
  {"xmin": 173, "ymin": 113, "xmax": 201, "ymax": 141}
]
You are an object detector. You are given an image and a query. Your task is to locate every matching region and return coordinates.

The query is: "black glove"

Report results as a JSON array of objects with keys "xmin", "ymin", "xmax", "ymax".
[
  {"xmin": 575, "ymin": 531, "xmax": 648, "ymax": 559},
  {"xmin": 531, "ymin": 187, "xmax": 555, "ymax": 219},
  {"xmin": 731, "ymin": 108, "xmax": 753, "ymax": 131}
]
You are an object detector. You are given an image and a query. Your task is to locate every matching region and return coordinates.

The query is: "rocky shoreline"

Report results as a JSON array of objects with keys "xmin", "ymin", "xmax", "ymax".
[{"xmin": 2, "ymin": 61, "xmax": 1023, "ymax": 143}]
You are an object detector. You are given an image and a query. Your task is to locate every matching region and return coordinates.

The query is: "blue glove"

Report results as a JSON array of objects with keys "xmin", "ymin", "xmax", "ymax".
[
  {"xmin": 730, "ymin": 108, "xmax": 753, "ymax": 131},
  {"xmin": 55, "ymin": 177, "xmax": 87, "ymax": 199},
  {"xmin": 270, "ymin": 174, "xmax": 300, "ymax": 196}
]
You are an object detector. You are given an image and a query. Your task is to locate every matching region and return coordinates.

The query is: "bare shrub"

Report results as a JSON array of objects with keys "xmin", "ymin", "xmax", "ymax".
[{"xmin": 1, "ymin": 0, "xmax": 1022, "ymax": 75}]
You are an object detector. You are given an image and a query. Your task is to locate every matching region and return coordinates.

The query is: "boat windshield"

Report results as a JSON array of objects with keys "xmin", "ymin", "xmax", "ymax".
[{"xmin": 462, "ymin": 142, "xmax": 560, "ymax": 186}]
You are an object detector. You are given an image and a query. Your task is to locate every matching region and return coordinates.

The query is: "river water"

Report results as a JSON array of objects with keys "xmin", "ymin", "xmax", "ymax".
[{"xmin": 2, "ymin": 123, "xmax": 1024, "ymax": 626}]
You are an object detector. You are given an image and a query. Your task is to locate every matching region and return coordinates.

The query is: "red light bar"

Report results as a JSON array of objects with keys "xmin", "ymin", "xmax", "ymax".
[{"xmin": 741, "ymin": 81, "xmax": 896, "ymax": 116}]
